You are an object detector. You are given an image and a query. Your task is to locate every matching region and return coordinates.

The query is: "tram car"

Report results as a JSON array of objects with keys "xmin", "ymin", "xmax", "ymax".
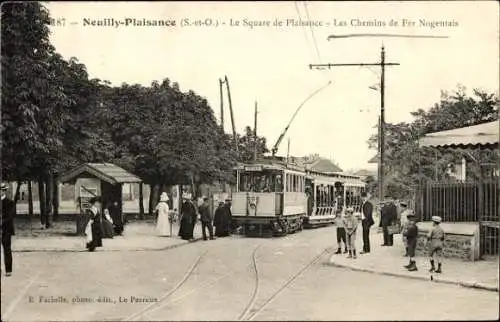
[{"xmin": 231, "ymin": 159, "xmax": 365, "ymax": 237}]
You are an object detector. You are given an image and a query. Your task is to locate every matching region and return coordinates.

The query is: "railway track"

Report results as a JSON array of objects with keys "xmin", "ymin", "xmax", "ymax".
[
  {"xmin": 123, "ymin": 235, "xmax": 331, "ymax": 321},
  {"xmin": 121, "ymin": 250, "xmax": 208, "ymax": 321},
  {"xmin": 240, "ymin": 248, "xmax": 330, "ymax": 321}
]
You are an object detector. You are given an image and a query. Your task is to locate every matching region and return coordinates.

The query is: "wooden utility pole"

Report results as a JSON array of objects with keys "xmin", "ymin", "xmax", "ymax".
[
  {"xmin": 254, "ymin": 101, "xmax": 258, "ymax": 161},
  {"xmin": 309, "ymin": 45, "xmax": 399, "ymax": 199},
  {"xmin": 219, "ymin": 78, "xmax": 224, "ymax": 129},
  {"xmin": 224, "ymin": 75, "xmax": 238, "ymax": 152}
]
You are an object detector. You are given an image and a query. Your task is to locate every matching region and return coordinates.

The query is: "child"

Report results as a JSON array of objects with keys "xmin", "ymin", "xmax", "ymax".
[
  {"xmin": 399, "ymin": 203, "xmax": 412, "ymax": 257},
  {"xmin": 343, "ymin": 207, "xmax": 358, "ymax": 259},
  {"xmin": 403, "ymin": 213, "xmax": 418, "ymax": 271},
  {"xmin": 334, "ymin": 210, "xmax": 348, "ymax": 254},
  {"xmin": 428, "ymin": 216, "xmax": 445, "ymax": 273}
]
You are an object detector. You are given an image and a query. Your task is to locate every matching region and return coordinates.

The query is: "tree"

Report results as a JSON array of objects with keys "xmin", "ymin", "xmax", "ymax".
[
  {"xmin": 101, "ymin": 79, "xmax": 238, "ymax": 213},
  {"xmin": 237, "ymin": 126, "xmax": 269, "ymax": 162},
  {"xmin": 1, "ymin": 2, "xmax": 73, "ymax": 227},
  {"xmin": 367, "ymin": 86, "xmax": 499, "ymax": 199}
]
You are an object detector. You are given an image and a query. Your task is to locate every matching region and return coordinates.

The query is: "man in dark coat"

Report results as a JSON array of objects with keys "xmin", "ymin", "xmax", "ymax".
[
  {"xmin": 213, "ymin": 201, "xmax": 226, "ymax": 237},
  {"xmin": 360, "ymin": 192, "xmax": 374, "ymax": 254},
  {"xmin": 179, "ymin": 194, "xmax": 196, "ymax": 241},
  {"xmin": 223, "ymin": 198, "xmax": 233, "ymax": 235},
  {"xmin": 1, "ymin": 183, "xmax": 15, "ymax": 276},
  {"xmin": 199, "ymin": 197, "xmax": 214, "ymax": 241},
  {"xmin": 379, "ymin": 195, "xmax": 397, "ymax": 246}
]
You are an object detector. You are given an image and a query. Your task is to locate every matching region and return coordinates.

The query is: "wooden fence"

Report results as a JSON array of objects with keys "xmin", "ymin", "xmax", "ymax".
[{"xmin": 414, "ymin": 180, "xmax": 499, "ymax": 256}]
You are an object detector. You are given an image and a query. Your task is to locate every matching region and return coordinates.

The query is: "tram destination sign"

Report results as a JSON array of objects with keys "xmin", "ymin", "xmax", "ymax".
[{"xmin": 244, "ymin": 165, "xmax": 263, "ymax": 172}]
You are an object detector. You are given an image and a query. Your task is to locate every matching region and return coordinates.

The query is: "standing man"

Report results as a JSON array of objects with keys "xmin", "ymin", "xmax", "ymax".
[
  {"xmin": 1, "ymin": 183, "xmax": 15, "ymax": 277},
  {"xmin": 199, "ymin": 197, "xmax": 214, "ymax": 241},
  {"xmin": 223, "ymin": 197, "xmax": 233, "ymax": 235},
  {"xmin": 379, "ymin": 195, "xmax": 397, "ymax": 246},
  {"xmin": 360, "ymin": 192, "xmax": 374, "ymax": 254}
]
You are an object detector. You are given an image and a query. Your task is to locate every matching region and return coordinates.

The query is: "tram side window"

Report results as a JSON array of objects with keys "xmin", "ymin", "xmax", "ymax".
[{"xmin": 275, "ymin": 174, "xmax": 283, "ymax": 192}]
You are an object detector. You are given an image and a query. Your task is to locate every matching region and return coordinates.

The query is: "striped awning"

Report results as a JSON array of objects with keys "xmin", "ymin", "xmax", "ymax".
[{"xmin": 419, "ymin": 120, "xmax": 499, "ymax": 149}]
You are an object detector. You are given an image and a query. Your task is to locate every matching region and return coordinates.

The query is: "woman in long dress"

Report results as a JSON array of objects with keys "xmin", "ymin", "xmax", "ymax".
[
  {"xmin": 178, "ymin": 193, "xmax": 195, "ymax": 240},
  {"xmin": 85, "ymin": 197, "xmax": 103, "ymax": 252},
  {"xmin": 101, "ymin": 208, "xmax": 114, "ymax": 238},
  {"xmin": 155, "ymin": 192, "xmax": 171, "ymax": 236},
  {"xmin": 109, "ymin": 201, "xmax": 124, "ymax": 236}
]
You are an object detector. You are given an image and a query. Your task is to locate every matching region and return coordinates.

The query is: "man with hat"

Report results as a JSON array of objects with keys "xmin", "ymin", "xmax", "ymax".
[
  {"xmin": 402, "ymin": 212, "xmax": 419, "ymax": 272},
  {"xmin": 199, "ymin": 196, "xmax": 214, "ymax": 241},
  {"xmin": 360, "ymin": 192, "xmax": 374, "ymax": 254},
  {"xmin": 427, "ymin": 216, "xmax": 445, "ymax": 273},
  {"xmin": 1, "ymin": 183, "xmax": 15, "ymax": 276},
  {"xmin": 379, "ymin": 195, "xmax": 397, "ymax": 246}
]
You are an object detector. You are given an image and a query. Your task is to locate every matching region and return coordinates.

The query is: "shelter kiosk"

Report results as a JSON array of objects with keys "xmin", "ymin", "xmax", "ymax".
[
  {"xmin": 58, "ymin": 163, "xmax": 142, "ymax": 235},
  {"xmin": 418, "ymin": 120, "xmax": 499, "ymax": 259}
]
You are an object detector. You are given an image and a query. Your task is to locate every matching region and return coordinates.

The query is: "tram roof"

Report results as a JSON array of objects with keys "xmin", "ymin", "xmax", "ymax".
[{"xmin": 235, "ymin": 159, "xmax": 363, "ymax": 182}]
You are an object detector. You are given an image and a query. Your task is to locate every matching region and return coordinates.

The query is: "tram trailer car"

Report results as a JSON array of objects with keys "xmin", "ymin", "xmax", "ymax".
[
  {"xmin": 231, "ymin": 160, "xmax": 365, "ymax": 237},
  {"xmin": 303, "ymin": 170, "xmax": 366, "ymax": 228}
]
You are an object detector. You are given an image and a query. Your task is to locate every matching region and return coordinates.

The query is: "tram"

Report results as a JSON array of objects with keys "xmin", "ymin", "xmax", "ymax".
[{"xmin": 231, "ymin": 159, "xmax": 365, "ymax": 237}]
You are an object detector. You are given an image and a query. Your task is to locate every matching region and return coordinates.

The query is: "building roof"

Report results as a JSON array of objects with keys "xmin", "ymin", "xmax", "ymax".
[
  {"xmin": 353, "ymin": 169, "xmax": 377, "ymax": 177},
  {"xmin": 368, "ymin": 154, "xmax": 379, "ymax": 164},
  {"xmin": 419, "ymin": 120, "xmax": 499, "ymax": 149},
  {"xmin": 58, "ymin": 163, "xmax": 142, "ymax": 185},
  {"xmin": 305, "ymin": 158, "xmax": 343, "ymax": 173}
]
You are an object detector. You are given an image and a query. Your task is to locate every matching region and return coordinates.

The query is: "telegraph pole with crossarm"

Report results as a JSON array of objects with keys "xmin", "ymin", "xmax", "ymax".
[{"xmin": 309, "ymin": 45, "xmax": 399, "ymax": 200}]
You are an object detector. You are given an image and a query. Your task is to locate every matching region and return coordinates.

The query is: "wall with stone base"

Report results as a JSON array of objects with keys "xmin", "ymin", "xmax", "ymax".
[{"xmin": 415, "ymin": 222, "xmax": 480, "ymax": 261}]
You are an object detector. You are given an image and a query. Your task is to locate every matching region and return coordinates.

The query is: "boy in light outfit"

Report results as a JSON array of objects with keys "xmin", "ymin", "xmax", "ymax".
[
  {"xmin": 334, "ymin": 210, "xmax": 348, "ymax": 254},
  {"xmin": 428, "ymin": 216, "xmax": 445, "ymax": 273},
  {"xmin": 343, "ymin": 207, "xmax": 358, "ymax": 259}
]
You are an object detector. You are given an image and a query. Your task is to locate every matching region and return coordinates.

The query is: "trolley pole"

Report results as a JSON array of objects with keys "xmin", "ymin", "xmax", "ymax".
[
  {"xmin": 254, "ymin": 101, "xmax": 258, "ymax": 161},
  {"xmin": 309, "ymin": 45, "xmax": 399, "ymax": 200}
]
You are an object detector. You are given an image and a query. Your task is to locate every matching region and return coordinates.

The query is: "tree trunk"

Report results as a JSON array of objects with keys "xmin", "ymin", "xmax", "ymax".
[
  {"xmin": 148, "ymin": 184, "xmax": 159, "ymax": 217},
  {"xmin": 53, "ymin": 177, "xmax": 59, "ymax": 221},
  {"xmin": 139, "ymin": 183, "xmax": 145, "ymax": 219},
  {"xmin": 46, "ymin": 174, "xmax": 54, "ymax": 228},
  {"xmin": 28, "ymin": 181, "xmax": 34, "ymax": 217},
  {"xmin": 38, "ymin": 179, "xmax": 46, "ymax": 227},
  {"xmin": 13, "ymin": 181, "xmax": 21, "ymax": 203}
]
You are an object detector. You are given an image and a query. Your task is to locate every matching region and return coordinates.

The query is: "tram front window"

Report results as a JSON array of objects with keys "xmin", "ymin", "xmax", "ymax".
[{"xmin": 239, "ymin": 171, "xmax": 283, "ymax": 193}]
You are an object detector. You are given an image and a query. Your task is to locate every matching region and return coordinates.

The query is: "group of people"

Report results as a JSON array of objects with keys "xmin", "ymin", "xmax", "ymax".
[
  {"xmin": 334, "ymin": 192, "xmax": 374, "ymax": 258},
  {"xmin": 154, "ymin": 192, "xmax": 233, "ymax": 242},
  {"xmin": 84, "ymin": 197, "xmax": 124, "ymax": 251},
  {"xmin": 333, "ymin": 192, "xmax": 446, "ymax": 274}
]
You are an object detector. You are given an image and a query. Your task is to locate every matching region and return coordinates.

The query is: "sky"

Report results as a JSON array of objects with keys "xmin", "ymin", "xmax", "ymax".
[{"xmin": 44, "ymin": 1, "xmax": 499, "ymax": 171}]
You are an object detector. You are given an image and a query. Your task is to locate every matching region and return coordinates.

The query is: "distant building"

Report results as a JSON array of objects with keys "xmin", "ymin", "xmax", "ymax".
[{"xmin": 353, "ymin": 169, "xmax": 377, "ymax": 181}]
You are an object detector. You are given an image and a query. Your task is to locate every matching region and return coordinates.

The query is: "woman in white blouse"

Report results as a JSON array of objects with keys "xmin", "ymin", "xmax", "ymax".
[{"xmin": 155, "ymin": 192, "xmax": 171, "ymax": 236}]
